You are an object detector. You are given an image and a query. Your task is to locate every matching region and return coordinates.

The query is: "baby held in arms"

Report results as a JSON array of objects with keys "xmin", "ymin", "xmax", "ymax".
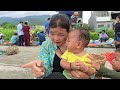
[{"xmin": 60, "ymin": 29, "xmax": 96, "ymax": 79}]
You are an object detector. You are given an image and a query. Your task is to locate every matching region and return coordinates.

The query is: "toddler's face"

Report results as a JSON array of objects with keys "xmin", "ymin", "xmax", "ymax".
[
  {"xmin": 114, "ymin": 52, "xmax": 120, "ymax": 62},
  {"xmin": 66, "ymin": 31, "xmax": 80, "ymax": 52},
  {"xmin": 111, "ymin": 52, "xmax": 120, "ymax": 71}
]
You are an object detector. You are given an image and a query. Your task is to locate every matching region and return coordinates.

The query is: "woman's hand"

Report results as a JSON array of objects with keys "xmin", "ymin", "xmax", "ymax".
[
  {"xmin": 70, "ymin": 70, "xmax": 89, "ymax": 79},
  {"xmin": 21, "ymin": 60, "xmax": 45, "ymax": 77}
]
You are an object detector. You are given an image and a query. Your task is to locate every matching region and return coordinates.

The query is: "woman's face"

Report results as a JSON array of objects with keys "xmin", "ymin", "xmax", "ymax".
[
  {"xmin": 111, "ymin": 52, "xmax": 120, "ymax": 71},
  {"xmin": 49, "ymin": 27, "xmax": 68, "ymax": 46}
]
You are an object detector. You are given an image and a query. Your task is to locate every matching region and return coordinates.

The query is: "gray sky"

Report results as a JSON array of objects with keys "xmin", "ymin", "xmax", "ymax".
[
  {"xmin": 0, "ymin": 11, "xmax": 58, "ymax": 18},
  {"xmin": 0, "ymin": 11, "xmax": 91, "ymax": 23}
]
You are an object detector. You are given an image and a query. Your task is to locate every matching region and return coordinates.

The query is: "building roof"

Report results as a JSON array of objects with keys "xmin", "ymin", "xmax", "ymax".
[{"xmin": 111, "ymin": 11, "xmax": 120, "ymax": 14}]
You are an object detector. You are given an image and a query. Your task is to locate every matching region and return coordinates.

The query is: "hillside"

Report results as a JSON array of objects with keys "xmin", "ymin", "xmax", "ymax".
[{"xmin": 0, "ymin": 15, "xmax": 52, "ymax": 25}]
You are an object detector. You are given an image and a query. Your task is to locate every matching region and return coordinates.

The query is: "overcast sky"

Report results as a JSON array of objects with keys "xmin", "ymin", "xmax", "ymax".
[{"xmin": 0, "ymin": 11, "xmax": 91, "ymax": 24}]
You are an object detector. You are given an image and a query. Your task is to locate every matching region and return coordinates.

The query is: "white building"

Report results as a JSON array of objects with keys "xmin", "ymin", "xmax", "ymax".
[{"xmin": 88, "ymin": 11, "xmax": 113, "ymax": 31}]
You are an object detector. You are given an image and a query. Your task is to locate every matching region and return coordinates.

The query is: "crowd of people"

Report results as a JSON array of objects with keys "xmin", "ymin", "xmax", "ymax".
[
  {"xmin": 10, "ymin": 21, "xmax": 31, "ymax": 46},
  {"xmin": 10, "ymin": 20, "xmax": 47, "ymax": 46}
]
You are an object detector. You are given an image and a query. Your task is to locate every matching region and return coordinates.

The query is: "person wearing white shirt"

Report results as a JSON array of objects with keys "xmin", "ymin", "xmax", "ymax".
[{"xmin": 17, "ymin": 21, "xmax": 24, "ymax": 46}]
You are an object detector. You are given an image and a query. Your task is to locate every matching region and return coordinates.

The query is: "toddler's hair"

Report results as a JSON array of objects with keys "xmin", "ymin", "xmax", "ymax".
[{"xmin": 77, "ymin": 28, "xmax": 90, "ymax": 47}]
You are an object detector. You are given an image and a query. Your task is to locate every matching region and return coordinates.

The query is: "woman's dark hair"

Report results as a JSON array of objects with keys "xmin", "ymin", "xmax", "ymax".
[
  {"xmin": 24, "ymin": 22, "xmax": 28, "ymax": 25},
  {"xmin": 49, "ymin": 14, "xmax": 70, "ymax": 32}
]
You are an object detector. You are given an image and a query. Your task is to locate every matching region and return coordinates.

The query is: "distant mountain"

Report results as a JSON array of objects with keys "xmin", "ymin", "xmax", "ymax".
[{"xmin": 0, "ymin": 15, "xmax": 52, "ymax": 25}]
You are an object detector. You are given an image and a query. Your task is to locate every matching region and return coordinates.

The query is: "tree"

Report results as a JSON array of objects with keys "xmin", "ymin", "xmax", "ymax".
[
  {"xmin": 1, "ymin": 22, "xmax": 9, "ymax": 27},
  {"xmin": 82, "ymin": 23, "xmax": 94, "ymax": 32},
  {"xmin": 1, "ymin": 22, "xmax": 16, "ymax": 29}
]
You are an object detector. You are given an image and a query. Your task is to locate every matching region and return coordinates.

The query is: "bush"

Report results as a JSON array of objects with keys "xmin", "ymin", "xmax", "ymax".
[
  {"xmin": 0, "ymin": 28, "xmax": 16, "ymax": 41},
  {"xmin": 1, "ymin": 22, "xmax": 16, "ymax": 29},
  {"xmin": 30, "ymin": 25, "xmax": 45, "ymax": 40},
  {"xmin": 106, "ymin": 29, "xmax": 114, "ymax": 38},
  {"xmin": 82, "ymin": 23, "xmax": 94, "ymax": 32},
  {"xmin": 90, "ymin": 32, "xmax": 99, "ymax": 40},
  {"xmin": 30, "ymin": 25, "xmax": 45, "ymax": 35}
]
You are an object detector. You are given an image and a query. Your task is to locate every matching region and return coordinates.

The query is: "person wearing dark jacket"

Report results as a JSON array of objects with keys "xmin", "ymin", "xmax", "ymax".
[{"xmin": 37, "ymin": 31, "xmax": 46, "ymax": 45}]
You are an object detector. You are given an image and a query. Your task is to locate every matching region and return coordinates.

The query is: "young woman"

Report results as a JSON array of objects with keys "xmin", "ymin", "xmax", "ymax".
[{"xmin": 22, "ymin": 14, "xmax": 98, "ymax": 79}]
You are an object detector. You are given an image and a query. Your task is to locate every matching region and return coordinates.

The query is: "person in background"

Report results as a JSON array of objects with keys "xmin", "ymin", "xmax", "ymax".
[
  {"xmin": 17, "ymin": 21, "xmax": 24, "ymax": 46},
  {"xmin": 23, "ymin": 21, "xmax": 30, "ymax": 46},
  {"xmin": 10, "ymin": 32, "xmax": 18, "ymax": 45},
  {"xmin": 113, "ymin": 32, "xmax": 120, "ymax": 49},
  {"xmin": 71, "ymin": 12, "xmax": 79, "ymax": 30},
  {"xmin": 44, "ymin": 18, "xmax": 50, "ymax": 37},
  {"xmin": 114, "ymin": 15, "xmax": 120, "ymax": 49},
  {"xmin": 0, "ymin": 32, "xmax": 4, "ymax": 45},
  {"xmin": 32, "ymin": 33, "xmax": 39, "ymax": 46},
  {"xmin": 37, "ymin": 31, "xmax": 46, "ymax": 45},
  {"xmin": 75, "ymin": 20, "xmax": 82, "ymax": 29},
  {"xmin": 58, "ymin": 11, "xmax": 74, "ymax": 23},
  {"xmin": 99, "ymin": 30, "xmax": 109, "ymax": 43}
]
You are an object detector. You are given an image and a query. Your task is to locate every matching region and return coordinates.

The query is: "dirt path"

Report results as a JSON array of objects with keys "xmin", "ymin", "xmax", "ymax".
[{"xmin": 0, "ymin": 46, "xmax": 115, "ymax": 79}]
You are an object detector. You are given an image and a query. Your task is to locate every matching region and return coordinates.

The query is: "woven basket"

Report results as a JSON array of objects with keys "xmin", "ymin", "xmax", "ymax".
[{"xmin": 5, "ymin": 46, "xmax": 19, "ymax": 55}]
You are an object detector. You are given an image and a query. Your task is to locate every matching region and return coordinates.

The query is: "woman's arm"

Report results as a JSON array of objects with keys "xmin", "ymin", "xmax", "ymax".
[
  {"xmin": 22, "ymin": 39, "xmax": 56, "ymax": 79},
  {"xmin": 70, "ymin": 70, "xmax": 89, "ymax": 79},
  {"xmin": 39, "ymin": 39, "xmax": 56, "ymax": 78}
]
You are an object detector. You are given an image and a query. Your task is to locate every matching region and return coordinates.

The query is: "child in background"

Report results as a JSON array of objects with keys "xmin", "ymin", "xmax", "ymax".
[
  {"xmin": 0, "ymin": 32, "xmax": 4, "ymax": 45},
  {"xmin": 112, "ymin": 48, "xmax": 120, "ymax": 71},
  {"xmin": 32, "ymin": 33, "xmax": 39, "ymax": 46},
  {"xmin": 60, "ymin": 29, "xmax": 96, "ymax": 79},
  {"xmin": 10, "ymin": 32, "xmax": 18, "ymax": 45},
  {"xmin": 75, "ymin": 20, "xmax": 82, "ymax": 29}
]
